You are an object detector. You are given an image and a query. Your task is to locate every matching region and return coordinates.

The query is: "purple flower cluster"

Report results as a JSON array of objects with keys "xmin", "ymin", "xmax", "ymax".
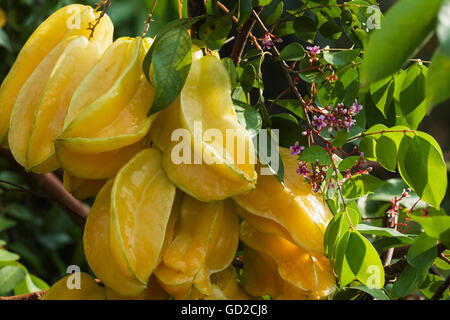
[
  {"xmin": 306, "ymin": 45, "xmax": 321, "ymax": 64},
  {"xmin": 312, "ymin": 99, "xmax": 363, "ymax": 132},
  {"xmin": 261, "ymin": 33, "xmax": 282, "ymax": 50},
  {"xmin": 296, "ymin": 161, "xmax": 311, "ymax": 177},
  {"xmin": 290, "ymin": 141, "xmax": 305, "ymax": 156}
]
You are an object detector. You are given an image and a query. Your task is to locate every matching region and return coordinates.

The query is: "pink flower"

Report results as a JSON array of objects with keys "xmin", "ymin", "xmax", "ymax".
[
  {"xmin": 262, "ymin": 33, "xmax": 274, "ymax": 49},
  {"xmin": 290, "ymin": 141, "xmax": 305, "ymax": 156},
  {"xmin": 312, "ymin": 115, "xmax": 327, "ymax": 130}
]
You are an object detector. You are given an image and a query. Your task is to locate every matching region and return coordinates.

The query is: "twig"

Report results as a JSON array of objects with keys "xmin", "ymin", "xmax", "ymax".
[
  {"xmin": 141, "ymin": 0, "xmax": 158, "ymax": 37},
  {"xmin": 0, "ymin": 290, "xmax": 46, "ymax": 300},
  {"xmin": 230, "ymin": 6, "xmax": 263, "ymax": 65},
  {"xmin": 431, "ymin": 274, "xmax": 450, "ymax": 300},
  {"xmin": 0, "ymin": 150, "xmax": 89, "ymax": 227},
  {"xmin": 88, "ymin": 0, "xmax": 112, "ymax": 40},
  {"xmin": 187, "ymin": 0, "xmax": 207, "ymax": 39}
]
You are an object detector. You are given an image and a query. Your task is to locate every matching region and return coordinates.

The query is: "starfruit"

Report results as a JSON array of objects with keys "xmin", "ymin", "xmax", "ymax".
[
  {"xmin": 1, "ymin": 4, "xmax": 113, "ymax": 155},
  {"xmin": 150, "ymin": 47, "xmax": 257, "ymax": 201},
  {"xmin": 41, "ymin": 272, "xmax": 106, "ymax": 300},
  {"xmin": 193, "ymin": 200, "xmax": 240, "ymax": 296},
  {"xmin": 56, "ymin": 36, "xmax": 155, "ymax": 154},
  {"xmin": 243, "ymin": 246, "xmax": 309, "ymax": 300},
  {"xmin": 155, "ymin": 195, "xmax": 239, "ymax": 299},
  {"xmin": 234, "ymin": 147, "xmax": 333, "ymax": 253},
  {"xmin": 162, "ymin": 194, "xmax": 221, "ymax": 277},
  {"xmin": 240, "ymin": 221, "xmax": 335, "ymax": 299},
  {"xmin": 109, "ymin": 148, "xmax": 176, "ymax": 286},
  {"xmin": 83, "ymin": 180, "xmax": 146, "ymax": 297},
  {"xmin": 104, "ymin": 276, "xmax": 169, "ymax": 300},
  {"xmin": 56, "ymin": 135, "xmax": 149, "ymax": 180},
  {"xmin": 206, "ymin": 266, "xmax": 250, "ymax": 300},
  {"xmin": 63, "ymin": 171, "xmax": 106, "ymax": 200}
]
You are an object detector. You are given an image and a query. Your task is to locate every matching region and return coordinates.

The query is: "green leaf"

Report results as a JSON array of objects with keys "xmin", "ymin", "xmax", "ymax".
[
  {"xmin": 356, "ymin": 224, "xmax": 411, "ymax": 239},
  {"xmin": 360, "ymin": 0, "xmax": 442, "ymax": 86},
  {"xmin": 240, "ymin": 64, "xmax": 256, "ymax": 93},
  {"xmin": 342, "ymin": 174, "xmax": 384, "ymax": 199},
  {"xmin": 222, "ymin": 57, "xmax": 238, "ymax": 88},
  {"xmin": 338, "ymin": 156, "xmax": 360, "ymax": 172},
  {"xmin": 372, "ymin": 236, "xmax": 415, "ymax": 253},
  {"xmin": 254, "ymin": 130, "xmax": 284, "ymax": 183},
  {"xmin": 397, "ymin": 135, "xmax": 447, "ymax": 208},
  {"xmin": 335, "ymin": 230, "xmax": 356, "ymax": 287},
  {"xmin": 277, "ymin": 42, "xmax": 305, "ymax": 61},
  {"xmin": 352, "ymin": 285, "xmax": 391, "ymax": 300},
  {"xmin": 410, "ymin": 215, "xmax": 450, "ymax": 248},
  {"xmin": 426, "ymin": 49, "xmax": 450, "ymax": 111},
  {"xmin": 293, "ymin": 15, "xmax": 317, "ymax": 43},
  {"xmin": 269, "ymin": 99, "xmax": 305, "ymax": 119},
  {"xmin": 233, "ymin": 100, "xmax": 262, "ymax": 138},
  {"xmin": 397, "ymin": 63, "xmax": 427, "ymax": 129},
  {"xmin": 0, "ymin": 216, "xmax": 16, "ymax": 233},
  {"xmin": 437, "ymin": 0, "xmax": 450, "ymax": 57},
  {"xmin": 270, "ymin": 114, "xmax": 307, "ymax": 149},
  {"xmin": 419, "ymin": 274, "xmax": 449, "ymax": 300},
  {"xmin": 324, "ymin": 49, "xmax": 361, "ymax": 67},
  {"xmin": 332, "ymin": 129, "xmax": 349, "ymax": 148},
  {"xmin": 393, "ymin": 264, "xmax": 426, "ymax": 297},
  {"xmin": 370, "ymin": 76, "xmax": 395, "ymax": 117},
  {"xmin": 319, "ymin": 19, "xmax": 342, "ymax": 40},
  {"xmin": 0, "ymin": 250, "xmax": 20, "ymax": 262},
  {"xmin": 407, "ymin": 233, "xmax": 438, "ymax": 273},
  {"xmin": 238, "ymin": 0, "xmax": 253, "ymax": 26},
  {"xmin": 148, "ymin": 27, "xmax": 192, "ymax": 115},
  {"xmin": 0, "ymin": 265, "xmax": 26, "ymax": 296},
  {"xmin": 199, "ymin": 11, "xmax": 234, "ymax": 50},
  {"xmin": 265, "ymin": 1, "xmax": 283, "ymax": 26},
  {"xmin": 375, "ymin": 135, "xmax": 399, "ymax": 172},
  {"xmin": 345, "ymin": 231, "xmax": 385, "ymax": 289},
  {"xmin": 299, "ymin": 145, "xmax": 331, "ymax": 166}
]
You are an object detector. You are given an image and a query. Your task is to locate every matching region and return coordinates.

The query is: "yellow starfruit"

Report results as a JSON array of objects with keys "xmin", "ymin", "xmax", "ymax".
[
  {"xmin": 240, "ymin": 221, "xmax": 335, "ymax": 298},
  {"xmin": 41, "ymin": 272, "xmax": 106, "ymax": 300},
  {"xmin": 109, "ymin": 148, "xmax": 176, "ymax": 285},
  {"xmin": 234, "ymin": 147, "xmax": 333, "ymax": 253},
  {"xmin": 151, "ymin": 48, "xmax": 257, "ymax": 201},
  {"xmin": 63, "ymin": 171, "xmax": 106, "ymax": 200},
  {"xmin": 56, "ymin": 36, "xmax": 155, "ymax": 154},
  {"xmin": 0, "ymin": 4, "xmax": 113, "ymax": 148},
  {"xmin": 83, "ymin": 180, "xmax": 146, "ymax": 297}
]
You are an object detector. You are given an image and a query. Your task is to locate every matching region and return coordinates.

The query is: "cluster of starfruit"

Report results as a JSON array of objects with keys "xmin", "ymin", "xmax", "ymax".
[{"xmin": 0, "ymin": 4, "xmax": 336, "ymax": 300}]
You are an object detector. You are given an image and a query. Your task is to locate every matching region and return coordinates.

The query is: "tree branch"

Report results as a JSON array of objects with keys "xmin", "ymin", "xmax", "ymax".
[
  {"xmin": 0, "ymin": 290, "xmax": 46, "ymax": 300},
  {"xmin": 230, "ymin": 6, "xmax": 263, "ymax": 65},
  {"xmin": 0, "ymin": 149, "xmax": 89, "ymax": 227},
  {"xmin": 187, "ymin": 0, "xmax": 207, "ymax": 39}
]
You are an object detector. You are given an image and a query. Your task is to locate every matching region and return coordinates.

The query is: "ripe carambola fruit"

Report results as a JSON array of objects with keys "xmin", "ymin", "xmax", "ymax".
[
  {"xmin": 104, "ymin": 276, "xmax": 169, "ymax": 300},
  {"xmin": 109, "ymin": 148, "xmax": 176, "ymax": 286},
  {"xmin": 240, "ymin": 222, "xmax": 335, "ymax": 299},
  {"xmin": 0, "ymin": 4, "xmax": 113, "ymax": 153},
  {"xmin": 55, "ymin": 37, "xmax": 155, "ymax": 179},
  {"xmin": 234, "ymin": 147, "xmax": 333, "ymax": 254},
  {"xmin": 57, "ymin": 37, "xmax": 155, "ymax": 153},
  {"xmin": 63, "ymin": 171, "xmax": 106, "ymax": 200},
  {"xmin": 150, "ymin": 47, "xmax": 257, "ymax": 201},
  {"xmin": 154, "ymin": 195, "xmax": 240, "ymax": 299},
  {"xmin": 41, "ymin": 272, "xmax": 106, "ymax": 300},
  {"xmin": 83, "ymin": 180, "xmax": 147, "ymax": 297}
]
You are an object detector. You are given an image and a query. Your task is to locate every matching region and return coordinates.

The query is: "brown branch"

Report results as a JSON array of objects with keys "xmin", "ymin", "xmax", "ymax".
[
  {"xmin": 187, "ymin": 0, "xmax": 207, "ymax": 39},
  {"xmin": 0, "ymin": 290, "xmax": 46, "ymax": 300},
  {"xmin": 0, "ymin": 149, "xmax": 89, "ymax": 227},
  {"xmin": 230, "ymin": 7, "xmax": 263, "ymax": 65},
  {"xmin": 432, "ymin": 274, "xmax": 450, "ymax": 300},
  {"xmin": 88, "ymin": 0, "xmax": 112, "ymax": 40}
]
